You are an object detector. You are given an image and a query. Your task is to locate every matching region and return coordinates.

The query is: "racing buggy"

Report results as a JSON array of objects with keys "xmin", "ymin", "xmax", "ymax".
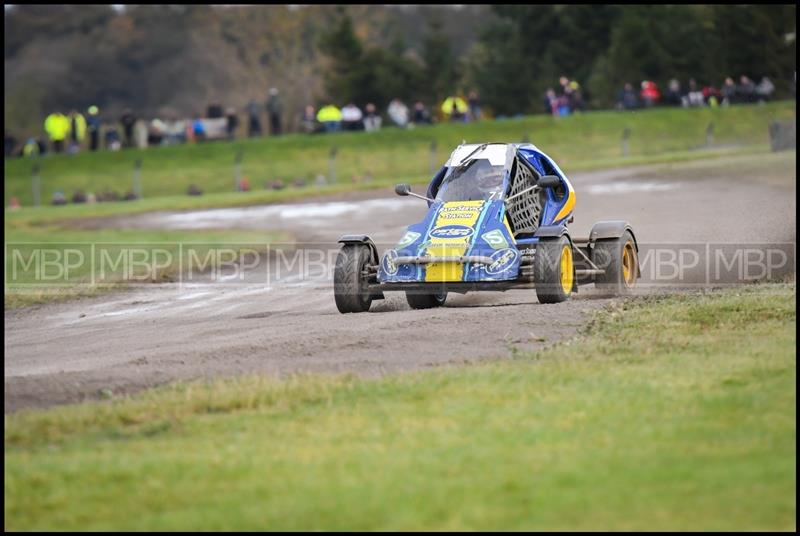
[{"xmin": 334, "ymin": 142, "xmax": 639, "ymax": 313}]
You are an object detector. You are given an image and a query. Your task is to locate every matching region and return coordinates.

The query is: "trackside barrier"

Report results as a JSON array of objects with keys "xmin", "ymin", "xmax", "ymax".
[{"xmin": 769, "ymin": 119, "xmax": 796, "ymax": 152}]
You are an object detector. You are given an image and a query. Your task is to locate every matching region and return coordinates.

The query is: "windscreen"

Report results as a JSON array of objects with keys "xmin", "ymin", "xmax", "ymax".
[{"xmin": 435, "ymin": 158, "xmax": 506, "ymax": 202}]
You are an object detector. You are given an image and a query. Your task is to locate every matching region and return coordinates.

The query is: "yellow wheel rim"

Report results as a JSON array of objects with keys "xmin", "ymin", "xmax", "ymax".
[
  {"xmin": 560, "ymin": 245, "xmax": 573, "ymax": 294},
  {"xmin": 622, "ymin": 242, "xmax": 636, "ymax": 287}
]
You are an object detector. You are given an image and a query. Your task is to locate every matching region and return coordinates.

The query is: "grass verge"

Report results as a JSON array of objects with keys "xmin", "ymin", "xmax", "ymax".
[
  {"xmin": 4, "ymin": 102, "xmax": 795, "ymax": 208},
  {"xmin": 5, "ymin": 283, "xmax": 796, "ymax": 530}
]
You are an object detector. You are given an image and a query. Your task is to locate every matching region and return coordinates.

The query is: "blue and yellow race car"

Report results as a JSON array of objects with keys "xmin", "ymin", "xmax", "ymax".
[{"xmin": 334, "ymin": 142, "xmax": 639, "ymax": 313}]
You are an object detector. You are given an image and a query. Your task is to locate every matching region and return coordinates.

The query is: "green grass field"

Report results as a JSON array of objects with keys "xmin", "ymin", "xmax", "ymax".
[
  {"xmin": 5, "ymin": 283, "xmax": 795, "ymax": 531},
  {"xmin": 5, "ymin": 102, "xmax": 795, "ymax": 208}
]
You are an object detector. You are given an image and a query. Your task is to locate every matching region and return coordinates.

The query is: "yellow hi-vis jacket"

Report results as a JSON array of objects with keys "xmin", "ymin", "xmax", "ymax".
[
  {"xmin": 441, "ymin": 96, "xmax": 468, "ymax": 116},
  {"xmin": 70, "ymin": 113, "xmax": 87, "ymax": 141},
  {"xmin": 44, "ymin": 113, "xmax": 70, "ymax": 141},
  {"xmin": 316, "ymin": 105, "xmax": 342, "ymax": 122}
]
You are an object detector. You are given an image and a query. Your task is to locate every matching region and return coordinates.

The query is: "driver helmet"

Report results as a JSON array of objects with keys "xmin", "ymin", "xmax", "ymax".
[{"xmin": 476, "ymin": 165, "xmax": 503, "ymax": 192}]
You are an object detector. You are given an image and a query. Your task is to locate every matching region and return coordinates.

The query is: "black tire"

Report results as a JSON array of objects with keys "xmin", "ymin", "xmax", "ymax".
[
  {"xmin": 333, "ymin": 244, "xmax": 373, "ymax": 313},
  {"xmin": 592, "ymin": 230, "xmax": 638, "ymax": 296},
  {"xmin": 405, "ymin": 291, "xmax": 447, "ymax": 310},
  {"xmin": 534, "ymin": 235, "xmax": 574, "ymax": 304}
]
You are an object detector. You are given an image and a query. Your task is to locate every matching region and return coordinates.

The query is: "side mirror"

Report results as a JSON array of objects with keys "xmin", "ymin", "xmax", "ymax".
[
  {"xmin": 395, "ymin": 183, "xmax": 411, "ymax": 196},
  {"xmin": 537, "ymin": 175, "xmax": 561, "ymax": 189}
]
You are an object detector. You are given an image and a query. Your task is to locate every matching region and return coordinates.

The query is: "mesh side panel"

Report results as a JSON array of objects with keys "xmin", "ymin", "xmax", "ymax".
[{"xmin": 507, "ymin": 158, "xmax": 543, "ymax": 235}]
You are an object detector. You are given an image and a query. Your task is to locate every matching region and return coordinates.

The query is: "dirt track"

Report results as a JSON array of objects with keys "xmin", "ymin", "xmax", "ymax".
[{"xmin": 5, "ymin": 152, "xmax": 796, "ymax": 412}]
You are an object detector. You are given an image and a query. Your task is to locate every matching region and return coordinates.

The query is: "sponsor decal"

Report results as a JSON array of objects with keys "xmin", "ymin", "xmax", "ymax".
[
  {"xmin": 440, "ymin": 204, "xmax": 482, "ymax": 213},
  {"xmin": 396, "ymin": 230, "xmax": 421, "ymax": 248},
  {"xmin": 439, "ymin": 212, "xmax": 479, "ymax": 220},
  {"xmin": 481, "ymin": 229, "xmax": 509, "ymax": 250},
  {"xmin": 430, "ymin": 225, "xmax": 474, "ymax": 239},
  {"xmin": 485, "ymin": 248, "xmax": 518, "ymax": 275},
  {"xmin": 382, "ymin": 249, "xmax": 399, "ymax": 275}
]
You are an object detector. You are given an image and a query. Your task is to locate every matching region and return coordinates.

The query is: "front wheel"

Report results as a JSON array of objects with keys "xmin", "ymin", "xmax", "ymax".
[
  {"xmin": 405, "ymin": 291, "xmax": 447, "ymax": 310},
  {"xmin": 334, "ymin": 244, "xmax": 373, "ymax": 313},
  {"xmin": 592, "ymin": 230, "xmax": 638, "ymax": 296},
  {"xmin": 534, "ymin": 235, "xmax": 574, "ymax": 304}
]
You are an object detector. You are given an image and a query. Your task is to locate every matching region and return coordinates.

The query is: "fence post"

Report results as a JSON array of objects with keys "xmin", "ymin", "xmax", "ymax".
[
  {"xmin": 522, "ymin": 133, "xmax": 530, "ymax": 143},
  {"xmin": 621, "ymin": 127, "xmax": 631, "ymax": 157},
  {"xmin": 328, "ymin": 146, "xmax": 338, "ymax": 183},
  {"xmin": 32, "ymin": 162, "xmax": 41, "ymax": 207},
  {"xmin": 234, "ymin": 150, "xmax": 243, "ymax": 191},
  {"xmin": 133, "ymin": 158, "xmax": 143, "ymax": 199},
  {"xmin": 428, "ymin": 140, "xmax": 438, "ymax": 175},
  {"xmin": 705, "ymin": 122, "xmax": 715, "ymax": 148}
]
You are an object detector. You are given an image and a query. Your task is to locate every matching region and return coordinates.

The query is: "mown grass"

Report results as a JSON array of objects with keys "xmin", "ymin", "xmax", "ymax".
[
  {"xmin": 4, "ymin": 102, "xmax": 795, "ymax": 208},
  {"xmin": 5, "ymin": 283, "xmax": 795, "ymax": 531}
]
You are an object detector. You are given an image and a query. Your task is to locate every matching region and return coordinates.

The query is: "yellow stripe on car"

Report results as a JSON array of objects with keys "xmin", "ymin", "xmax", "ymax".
[
  {"xmin": 553, "ymin": 180, "xmax": 576, "ymax": 222},
  {"xmin": 425, "ymin": 200, "xmax": 484, "ymax": 282}
]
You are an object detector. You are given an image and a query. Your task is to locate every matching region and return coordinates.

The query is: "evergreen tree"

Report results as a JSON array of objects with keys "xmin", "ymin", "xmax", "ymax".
[
  {"xmin": 318, "ymin": 10, "xmax": 364, "ymax": 103},
  {"xmin": 422, "ymin": 16, "xmax": 458, "ymax": 105}
]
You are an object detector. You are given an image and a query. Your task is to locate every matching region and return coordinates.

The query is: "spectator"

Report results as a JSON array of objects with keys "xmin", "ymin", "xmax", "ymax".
[
  {"xmin": 341, "ymin": 103, "xmax": 364, "ymax": 131},
  {"xmin": 411, "ymin": 101, "xmax": 432, "ymax": 125},
  {"xmin": 5, "ymin": 130, "xmax": 18, "ymax": 157},
  {"xmin": 557, "ymin": 91, "xmax": 571, "ymax": 116},
  {"xmin": 720, "ymin": 77, "xmax": 737, "ymax": 107},
  {"xmin": 441, "ymin": 95, "xmax": 468, "ymax": 121},
  {"xmin": 104, "ymin": 126, "xmax": 121, "ymax": 151},
  {"xmin": 301, "ymin": 105, "xmax": 318, "ymax": 134},
  {"xmin": 558, "ymin": 75, "xmax": 570, "ymax": 96},
  {"xmin": 226, "ymin": 107, "xmax": 239, "ymax": 140},
  {"xmin": 544, "ymin": 88, "xmax": 558, "ymax": 116},
  {"xmin": 67, "ymin": 109, "xmax": 87, "ymax": 154},
  {"xmin": 363, "ymin": 103, "xmax": 382, "ymax": 132},
  {"xmin": 192, "ymin": 115, "xmax": 207, "ymax": 142},
  {"xmin": 467, "ymin": 90, "xmax": 481, "ymax": 121},
  {"xmin": 702, "ymin": 84, "xmax": 720, "ymax": 107},
  {"xmin": 120, "ymin": 108, "xmax": 137, "ymax": 148},
  {"xmin": 684, "ymin": 79, "xmax": 705, "ymax": 107},
  {"xmin": 86, "ymin": 105, "xmax": 101, "ymax": 151},
  {"xmin": 149, "ymin": 118, "xmax": 166, "ymax": 146},
  {"xmin": 266, "ymin": 87, "xmax": 283, "ymax": 135},
  {"xmin": 756, "ymin": 77, "xmax": 775, "ymax": 102},
  {"xmin": 663, "ymin": 79, "xmax": 683, "ymax": 106},
  {"xmin": 44, "ymin": 110, "xmax": 70, "ymax": 153},
  {"xmin": 640, "ymin": 80, "xmax": 661, "ymax": 108},
  {"xmin": 23, "ymin": 137, "xmax": 41, "ymax": 158},
  {"xmin": 316, "ymin": 104, "xmax": 342, "ymax": 132},
  {"xmin": 617, "ymin": 83, "xmax": 639, "ymax": 110},
  {"xmin": 387, "ymin": 98, "xmax": 409, "ymax": 128},
  {"xmin": 738, "ymin": 75, "xmax": 756, "ymax": 103},
  {"xmin": 246, "ymin": 100, "xmax": 262, "ymax": 137},
  {"xmin": 568, "ymin": 80, "xmax": 585, "ymax": 112},
  {"xmin": 162, "ymin": 116, "xmax": 187, "ymax": 145}
]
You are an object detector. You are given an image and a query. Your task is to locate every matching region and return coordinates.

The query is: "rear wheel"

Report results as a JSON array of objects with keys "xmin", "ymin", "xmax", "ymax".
[
  {"xmin": 534, "ymin": 235, "xmax": 574, "ymax": 304},
  {"xmin": 592, "ymin": 230, "xmax": 638, "ymax": 296},
  {"xmin": 334, "ymin": 244, "xmax": 373, "ymax": 313},
  {"xmin": 406, "ymin": 291, "xmax": 447, "ymax": 310}
]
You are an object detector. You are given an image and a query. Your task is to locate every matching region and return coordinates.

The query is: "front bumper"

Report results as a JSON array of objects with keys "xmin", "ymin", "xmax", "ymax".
[{"xmin": 394, "ymin": 255, "xmax": 495, "ymax": 265}]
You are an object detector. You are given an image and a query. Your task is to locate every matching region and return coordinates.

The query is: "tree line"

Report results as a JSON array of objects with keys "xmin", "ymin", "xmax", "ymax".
[
  {"xmin": 320, "ymin": 4, "xmax": 796, "ymax": 116},
  {"xmin": 4, "ymin": 5, "xmax": 796, "ymax": 138}
]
